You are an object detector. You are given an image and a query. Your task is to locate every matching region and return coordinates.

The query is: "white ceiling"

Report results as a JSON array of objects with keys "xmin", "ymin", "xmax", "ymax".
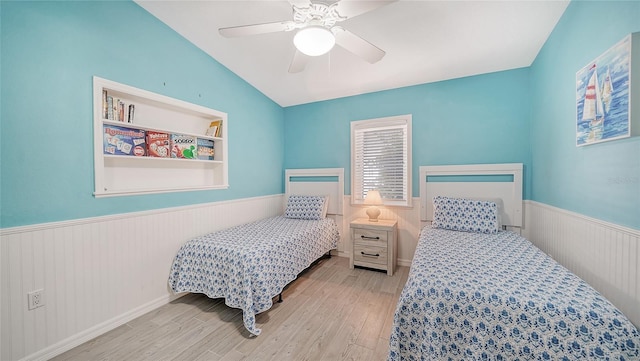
[{"xmin": 135, "ymin": 0, "xmax": 569, "ymax": 107}]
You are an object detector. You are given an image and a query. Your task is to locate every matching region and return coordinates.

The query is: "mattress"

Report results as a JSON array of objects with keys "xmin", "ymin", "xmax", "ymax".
[
  {"xmin": 168, "ymin": 216, "xmax": 339, "ymax": 335},
  {"xmin": 388, "ymin": 226, "xmax": 640, "ymax": 360}
]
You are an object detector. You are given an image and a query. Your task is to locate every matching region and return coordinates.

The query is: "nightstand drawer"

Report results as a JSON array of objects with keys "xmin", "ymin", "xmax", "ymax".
[
  {"xmin": 353, "ymin": 244, "xmax": 387, "ymax": 265},
  {"xmin": 353, "ymin": 229, "xmax": 388, "ymax": 243}
]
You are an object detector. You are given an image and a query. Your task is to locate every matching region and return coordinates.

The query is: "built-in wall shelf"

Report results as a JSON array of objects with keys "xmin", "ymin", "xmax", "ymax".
[
  {"xmin": 101, "ymin": 119, "xmax": 223, "ymax": 142},
  {"xmin": 93, "ymin": 76, "xmax": 229, "ymax": 197},
  {"xmin": 103, "ymin": 154, "xmax": 224, "ymax": 164}
]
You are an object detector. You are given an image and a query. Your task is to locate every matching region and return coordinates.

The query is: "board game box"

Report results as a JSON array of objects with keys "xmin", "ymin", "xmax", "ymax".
[
  {"xmin": 103, "ymin": 125, "xmax": 146, "ymax": 156},
  {"xmin": 170, "ymin": 134, "xmax": 197, "ymax": 159},
  {"xmin": 146, "ymin": 131, "xmax": 170, "ymax": 158},
  {"xmin": 197, "ymin": 138, "xmax": 215, "ymax": 160}
]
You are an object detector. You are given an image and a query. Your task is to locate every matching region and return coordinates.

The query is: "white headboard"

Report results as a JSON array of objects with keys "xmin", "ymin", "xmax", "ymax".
[
  {"xmin": 419, "ymin": 163, "xmax": 523, "ymax": 228},
  {"xmin": 285, "ymin": 168, "xmax": 344, "ymax": 216}
]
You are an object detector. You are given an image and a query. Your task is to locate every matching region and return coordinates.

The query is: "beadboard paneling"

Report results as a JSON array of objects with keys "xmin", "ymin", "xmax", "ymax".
[
  {"xmin": 523, "ymin": 200, "xmax": 640, "ymax": 328},
  {"xmin": 1, "ymin": 195, "xmax": 284, "ymax": 361},
  {"xmin": 3, "ymin": 197, "xmax": 638, "ymax": 360}
]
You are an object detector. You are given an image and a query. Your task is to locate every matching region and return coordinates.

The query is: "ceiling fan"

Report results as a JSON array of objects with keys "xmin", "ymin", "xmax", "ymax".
[{"xmin": 219, "ymin": 0, "xmax": 396, "ymax": 73}]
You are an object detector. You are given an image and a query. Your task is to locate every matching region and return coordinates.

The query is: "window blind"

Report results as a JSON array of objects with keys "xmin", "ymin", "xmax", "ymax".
[{"xmin": 352, "ymin": 119, "xmax": 410, "ymax": 206}]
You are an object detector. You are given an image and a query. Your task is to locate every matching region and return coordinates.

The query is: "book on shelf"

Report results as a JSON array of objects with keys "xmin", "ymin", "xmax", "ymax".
[
  {"xmin": 118, "ymin": 100, "xmax": 125, "ymax": 122},
  {"xmin": 171, "ymin": 134, "xmax": 197, "ymax": 159},
  {"xmin": 113, "ymin": 98, "xmax": 120, "ymax": 121},
  {"xmin": 101, "ymin": 90, "xmax": 135, "ymax": 123},
  {"xmin": 197, "ymin": 138, "xmax": 215, "ymax": 160},
  {"xmin": 146, "ymin": 131, "xmax": 170, "ymax": 158},
  {"xmin": 106, "ymin": 96, "xmax": 114, "ymax": 120},
  {"xmin": 102, "ymin": 90, "xmax": 108, "ymax": 119},
  {"xmin": 103, "ymin": 125, "xmax": 146, "ymax": 156},
  {"xmin": 128, "ymin": 104, "xmax": 135, "ymax": 123},
  {"xmin": 205, "ymin": 120, "xmax": 222, "ymax": 137}
]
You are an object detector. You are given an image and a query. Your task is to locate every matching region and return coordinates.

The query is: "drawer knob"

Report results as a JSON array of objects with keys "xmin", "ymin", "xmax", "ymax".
[
  {"xmin": 361, "ymin": 235, "xmax": 380, "ymax": 240},
  {"xmin": 361, "ymin": 251, "xmax": 380, "ymax": 257}
]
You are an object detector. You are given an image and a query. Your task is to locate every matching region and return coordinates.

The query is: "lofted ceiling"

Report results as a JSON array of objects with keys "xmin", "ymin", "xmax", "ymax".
[{"xmin": 135, "ymin": 0, "xmax": 569, "ymax": 107}]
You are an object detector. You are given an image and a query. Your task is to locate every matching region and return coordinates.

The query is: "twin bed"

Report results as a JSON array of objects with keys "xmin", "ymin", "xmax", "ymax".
[
  {"xmin": 388, "ymin": 164, "xmax": 640, "ymax": 360},
  {"xmin": 168, "ymin": 168, "xmax": 343, "ymax": 336}
]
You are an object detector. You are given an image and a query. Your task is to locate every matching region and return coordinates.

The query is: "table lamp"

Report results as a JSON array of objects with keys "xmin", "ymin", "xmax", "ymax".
[{"xmin": 364, "ymin": 190, "xmax": 383, "ymax": 222}]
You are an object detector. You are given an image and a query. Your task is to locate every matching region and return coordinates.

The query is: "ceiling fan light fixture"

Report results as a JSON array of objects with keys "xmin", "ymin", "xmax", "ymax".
[{"xmin": 293, "ymin": 26, "xmax": 335, "ymax": 56}]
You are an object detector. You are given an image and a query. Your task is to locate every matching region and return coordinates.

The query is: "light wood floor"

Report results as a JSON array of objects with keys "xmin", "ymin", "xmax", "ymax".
[{"xmin": 52, "ymin": 256, "xmax": 409, "ymax": 361}]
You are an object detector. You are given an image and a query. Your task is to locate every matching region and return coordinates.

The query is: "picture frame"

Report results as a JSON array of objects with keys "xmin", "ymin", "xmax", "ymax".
[{"xmin": 576, "ymin": 34, "xmax": 631, "ymax": 146}]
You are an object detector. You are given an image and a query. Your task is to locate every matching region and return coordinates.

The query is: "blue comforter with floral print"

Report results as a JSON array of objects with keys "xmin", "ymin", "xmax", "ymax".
[
  {"xmin": 389, "ymin": 226, "xmax": 640, "ymax": 360},
  {"xmin": 168, "ymin": 216, "xmax": 339, "ymax": 336}
]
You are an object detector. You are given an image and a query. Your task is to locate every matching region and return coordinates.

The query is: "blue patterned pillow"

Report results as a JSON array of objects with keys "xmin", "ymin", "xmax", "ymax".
[
  {"xmin": 432, "ymin": 196, "xmax": 499, "ymax": 234},
  {"xmin": 284, "ymin": 195, "xmax": 328, "ymax": 220}
]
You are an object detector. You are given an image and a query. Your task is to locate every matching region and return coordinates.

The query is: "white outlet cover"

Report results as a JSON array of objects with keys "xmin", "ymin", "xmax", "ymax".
[{"xmin": 28, "ymin": 289, "xmax": 45, "ymax": 310}]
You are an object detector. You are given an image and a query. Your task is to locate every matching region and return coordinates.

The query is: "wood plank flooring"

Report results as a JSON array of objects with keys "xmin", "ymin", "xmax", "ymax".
[{"xmin": 52, "ymin": 256, "xmax": 409, "ymax": 361}]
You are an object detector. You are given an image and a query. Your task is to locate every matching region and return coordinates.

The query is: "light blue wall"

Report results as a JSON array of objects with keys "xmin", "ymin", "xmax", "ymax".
[
  {"xmin": 284, "ymin": 69, "xmax": 532, "ymax": 198},
  {"xmin": 0, "ymin": 1, "xmax": 284, "ymax": 228},
  {"xmin": 6, "ymin": 1, "xmax": 635, "ymax": 231},
  {"xmin": 530, "ymin": 0, "xmax": 640, "ymax": 229}
]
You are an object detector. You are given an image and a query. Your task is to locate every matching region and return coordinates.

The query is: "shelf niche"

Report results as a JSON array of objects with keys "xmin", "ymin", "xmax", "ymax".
[{"xmin": 93, "ymin": 76, "xmax": 228, "ymax": 197}]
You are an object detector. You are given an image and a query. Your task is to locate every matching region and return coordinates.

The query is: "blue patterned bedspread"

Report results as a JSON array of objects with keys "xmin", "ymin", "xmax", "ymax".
[
  {"xmin": 168, "ymin": 216, "xmax": 339, "ymax": 336},
  {"xmin": 389, "ymin": 227, "xmax": 640, "ymax": 360}
]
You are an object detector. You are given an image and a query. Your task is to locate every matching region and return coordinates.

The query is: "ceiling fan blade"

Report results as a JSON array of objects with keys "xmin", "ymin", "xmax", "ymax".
[
  {"xmin": 288, "ymin": 50, "xmax": 309, "ymax": 73},
  {"xmin": 219, "ymin": 21, "xmax": 294, "ymax": 38},
  {"xmin": 333, "ymin": 27, "xmax": 385, "ymax": 63},
  {"xmin": 333, "ymin": 0, "xmax": 397, "ymax": 20}
]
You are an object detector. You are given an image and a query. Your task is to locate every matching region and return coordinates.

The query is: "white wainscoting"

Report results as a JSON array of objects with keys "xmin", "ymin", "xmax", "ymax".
[
  {"xmin": 523, "ymin": 200, "xmax": 640, "ymax": 328},
  {"xmin": 3, "ymin": 197, "xmax": 638, "ymax": 360},
  {"xmin": 0, "ymin": 194, "xmax": 285, "ymax": 361}
]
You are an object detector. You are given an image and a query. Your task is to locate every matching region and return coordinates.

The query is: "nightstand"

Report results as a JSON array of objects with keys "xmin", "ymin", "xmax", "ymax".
[{"xmin": 349, "ymin": 218, "xmax": 398, "ymax": 276}]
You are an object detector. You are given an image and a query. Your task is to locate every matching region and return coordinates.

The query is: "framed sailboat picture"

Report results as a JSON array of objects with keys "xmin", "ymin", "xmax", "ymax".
[{"xmin": 576, "ymin": 35, "xmax": 631, "ymax": 146}]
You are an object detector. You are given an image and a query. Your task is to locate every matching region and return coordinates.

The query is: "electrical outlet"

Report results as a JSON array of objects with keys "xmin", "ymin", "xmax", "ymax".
[{"xmin": 28, "ymin": 289, "xmax": 45, "ymax": 310}]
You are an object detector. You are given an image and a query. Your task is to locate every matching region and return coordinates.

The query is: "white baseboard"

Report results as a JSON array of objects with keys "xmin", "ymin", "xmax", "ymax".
[{"xmin": 24, "ymin": 294, "xmax": 184, "ymax": 361}]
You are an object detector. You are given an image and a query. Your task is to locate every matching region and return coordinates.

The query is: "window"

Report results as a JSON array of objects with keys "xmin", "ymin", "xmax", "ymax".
[{"xmin": 351, "ymin": 115, "xmax": 412, "ymax": 207}]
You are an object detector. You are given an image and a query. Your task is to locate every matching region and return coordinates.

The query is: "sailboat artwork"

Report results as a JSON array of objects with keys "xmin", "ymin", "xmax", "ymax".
[
  {"xmin": 576, "ymin": 35, "xmax": 631, "ymax": 146},
  {"xmin": 601, "ymin": 67, "xmax": 614, "ymax": 114},
  {"xmin": 581, "ymin": 64, "xmax": 605, "ymax": 142}
]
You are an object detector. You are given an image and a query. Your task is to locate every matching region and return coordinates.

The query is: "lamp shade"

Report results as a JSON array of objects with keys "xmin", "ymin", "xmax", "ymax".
[
  {"xmin": 293, "ymin": 26, "xmax": 335, "ymax": 56},
  {"xmin": 364, "ymin": 190, "xmax": 382, "ymax": 205}
]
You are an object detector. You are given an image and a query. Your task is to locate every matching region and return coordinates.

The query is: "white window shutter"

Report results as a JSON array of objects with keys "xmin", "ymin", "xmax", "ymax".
[{"xmin": 351, "ymin": 115, "xmax": 412, "ymax": 207}]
